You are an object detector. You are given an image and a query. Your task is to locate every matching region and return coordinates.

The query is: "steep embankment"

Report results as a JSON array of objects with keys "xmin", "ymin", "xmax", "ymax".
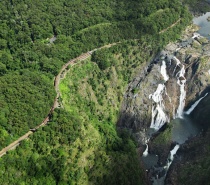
[
  {"xmin": 118, "ymin": 24, "xmax": 210, "ymax": 145},
  {"xmin": 0, "ymin": 44, "xmax": 118, "ymax": 157},
  {"xmin": 165, "ymin": 95, "xmax": 210, "ymax": 185},
  {"xmin": 165, "ymin": 129, "xmax": 210, "ymax": 185},
  {"xmin": 117, "ymin": 23, "xmax": 210, "ymax": 184}
]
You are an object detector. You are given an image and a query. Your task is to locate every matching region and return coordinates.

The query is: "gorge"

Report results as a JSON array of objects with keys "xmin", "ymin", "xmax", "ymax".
[
  {"xmin": 118, "ymin": 15, "xmax": 210, "ymax": 184},
  {"xmin": 1, "ymin": 1, "xmax": 210, "ymax": 184}
]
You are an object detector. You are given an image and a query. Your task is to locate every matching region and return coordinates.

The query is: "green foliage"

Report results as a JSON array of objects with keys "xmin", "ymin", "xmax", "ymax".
[
  {"xmin": 91, "ymin": 49, "xmax": 115, "ymax": 70},
  {"xmin": 57, "ymin": 45, "xmax": 151, "ymax": 184},
  {"xmin": 0, "ymin": 108, "xmax": 146, "ymax": 185},
  {"xmin": 0, "ymin": 0, "xmax": 191, "ymax": 75},
  {"xmin": 183, "ymin": 0, "xmax": 210, "ymax": 13},
  {"xmin": 153, "ymin": 125, "xmax": 172, "ymax": 145},
  {"xmin": 172, "ymin": 130, "xmax": 210, "ymax": 185},
  {"xmin": 0, "ymin": 0, "xmax": 193, "ymax": 184},
  {"xmin": 132, "ymin": 88, "xmax": 139, "ymax": 94},
  {"xmin": 0, "ymin": 70, "xmax": 55, "ymax": 149}
]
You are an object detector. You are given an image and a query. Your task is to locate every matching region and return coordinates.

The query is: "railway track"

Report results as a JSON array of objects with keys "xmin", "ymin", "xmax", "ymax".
[{"xmin": 0, "ymin": 43, "xmax": 117, "ymax": 157}]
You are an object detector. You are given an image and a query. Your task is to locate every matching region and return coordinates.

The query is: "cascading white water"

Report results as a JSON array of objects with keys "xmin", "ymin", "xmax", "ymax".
[
  {"xmin": 143, "ymin": 144, "xmax": 149, "ymax": 157},
  {"xmin": 147, "ymin": 57, "xmax": 186, "ymax": 183},
  {"xmin": 172, "ymin": 57, "xmax": 180, "ymax": 75},
  {"xmin": 150, "ymin": 144, "xmax": 180, "ymax": 184},
  {"xmin": 149, "ymin": 60, "xmax": 171, "ymax": 130},
  {"xmin": 185, "ymin": 93, "xmax": 208, "ymax": 115},
  {"xmin": 174, "ymin": 57, "xmax": 186, "ymax": 118},
  {"xmin": 144, "ymin": 32, "xmax": 208, "ymax": 184},
  {"xmin": 149, "ymin": 84, "xmax": 166, "ymax": 103},
  {"xmin": 164, "ymin": 144, "xmax": 180, "ymax": 170},
  {"xmin": 160, "ymin": 60, "xmax": 169, "ymax": 81},
  {"xmin": 149, "ymin": 84, "xmax": 169, "ymax": 130}
]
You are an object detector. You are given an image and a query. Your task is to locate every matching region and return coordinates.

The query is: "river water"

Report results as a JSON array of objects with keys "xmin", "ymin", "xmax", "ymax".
[
  {"xmin": 171, "ymin": 115, "xmax": 202, "ymax": 144},
  {"xmin": 142, "ymin": 115, "xmax": 202, "ymax": 185},
  {"xmin": 141, "ymin": 13, "xmax": 210, "ymax": 184},
  {"xmin": 193, "ymin": 12, "xmax": 210, "ymax": 40}
]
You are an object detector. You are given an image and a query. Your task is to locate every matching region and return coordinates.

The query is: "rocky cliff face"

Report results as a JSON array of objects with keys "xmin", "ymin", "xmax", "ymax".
[
  {"xmin": 165, "ymin": 126, "xmax": 210, "ymax": 185},
  {"xmin": 118, "ymin": 25, "xmax": 210, "ymax": 146}
]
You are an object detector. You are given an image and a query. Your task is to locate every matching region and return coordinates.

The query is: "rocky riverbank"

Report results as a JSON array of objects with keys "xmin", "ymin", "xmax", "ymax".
[
  {"xmin": 118, "ymin": 24, "xmax": 210, "ymax": 183},
  {"xmin": 165, "ymin": 128, "xmax": 210, "ymax": 185},
  {"xmin": 118, "ymin": 23, "xmax": 210, "ymax": 142}
]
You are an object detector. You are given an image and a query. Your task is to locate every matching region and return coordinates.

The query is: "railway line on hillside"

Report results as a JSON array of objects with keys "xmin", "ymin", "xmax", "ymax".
[
  {"xmin": 0, "ymin": 20, "xmax": 182, "ymax": 156},
  {"xmin": 0, "ymin": 43, "xmax": 117, "ymax": 157}
]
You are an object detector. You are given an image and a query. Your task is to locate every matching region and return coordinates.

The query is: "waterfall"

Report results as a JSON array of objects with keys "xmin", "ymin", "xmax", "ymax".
[
  {"xmin": 185, "ymin": 93, "xmax": 208, "ymax": 115},
  {"xmin": 172, "ymin": 57, "xmax": 180, "ymax": 75},
  {"xmin": 149, "ymin": 84, "xmax": 169, "ymax": 130},
  {"xmin": 149, "ymin": 84, "xmax": 165, "ymax": 103},
  {"xmin": 164, "ymin": 144, "xmax": 180, "ymax": 170},
  {"xmin": 160, "ymin": 60, "xmax": 169, "ymax": 81},
  {"xmin": 149, "ymin": 56, "xmax": 187, "ymax": 128},
  {"xmin": 143, "ymin": 144, "xmax": 149, "ymax": 157},
  {"xmin": 149, "ymin": 60, "xmax": 170, "ymax": 130},
  {"xmin": 150, "ymin": 144, "xmax": 180, "ymax": 184},
  {"xmin": 174, "ymin": 57, "xmax": 186, "ymax": 118}
]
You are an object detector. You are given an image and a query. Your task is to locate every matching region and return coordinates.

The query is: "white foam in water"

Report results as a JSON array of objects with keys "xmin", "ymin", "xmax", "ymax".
[
  {"xmin": 174, "ymin": 57, "xmax": 181, "ymax": 65},
  {"xmin": 192, "ymin": 33, "xmax": 201, "ymax": 39},
  {"xmin": 172, "ymin": 57, "xmax": 181, "ymax": 75},
  {"xmin": 164, "ymin": 144, "xmax": 180, "ymax": 170},
  {"xmin": 151, "ymin": 144, "xmax": 180, "ymax": 185},
  {"xmin": 149, "ymin": 84, "xmax": 165, "ymax": 103},
  {"xmin": 174, "ymin": 57, "xmax": 186, "ymax": 118},
  {"xmin": 149, "ymin": 84, "xmax": 169, "ymax": 130},
  {"xmin": 160, "ymin": 60, "xmax": 169, "ymax": 81},
  {"xmin": 143, "ymin": 144, "xmax": 149, "ymax": 157},
  {"xmin": 185, "ymin": 93, "xmax": 208, "ymax": 115}
]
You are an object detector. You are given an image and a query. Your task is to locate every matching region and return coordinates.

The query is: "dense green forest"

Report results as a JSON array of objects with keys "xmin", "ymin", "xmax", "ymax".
[
  {"xmin": 0, "ymin": 0, "xmax": 191, "ymax": 150},
  {"xmin": 177, "ymin": 130, "xmax": 210, "ymax": 185},
  {"xmin": 183, "ymin": 0, "xmax": 210, "ymax": 13},
  {"xmin": 0, "ymin": 0, "xmax": 192, "ymax": 184}
]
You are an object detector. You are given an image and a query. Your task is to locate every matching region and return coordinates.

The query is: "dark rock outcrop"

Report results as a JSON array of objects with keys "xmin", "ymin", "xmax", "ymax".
[
  {"xmin": 165, "ymin": 129, "xmax": 210, "ymax": 185},
  {"xmin": 118, "ymin": 28, "xmax": 210, "ymax": 147}
]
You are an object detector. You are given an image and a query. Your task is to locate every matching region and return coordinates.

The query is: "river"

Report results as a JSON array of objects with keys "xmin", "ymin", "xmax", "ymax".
[
  {"xmin": 193, "ymin": 12, "xmax": 210, "ymax": 40},
  {"xmin": 142, "ymin": 115, "xmax": 203, "ymax": 185},
  {"xmin": 141, "ymin": 13, "xmax": 210, "ymax": 184}
]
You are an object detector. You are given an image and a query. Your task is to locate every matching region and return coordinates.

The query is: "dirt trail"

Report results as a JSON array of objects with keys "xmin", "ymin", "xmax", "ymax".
[
  {"xmin": 0, "ymin": 131, "xmax": 33, "ymax": 157},
  {"xmin": 0, "ymin": 22, "xmax": 182, "ymax": 156},
  {"xmin": 0, "ymin": 43, "xmax": 117, "ymax": 158},
  {"xmin": 159, "ymin": 18, "xmax": 181, "ymax": 34}
]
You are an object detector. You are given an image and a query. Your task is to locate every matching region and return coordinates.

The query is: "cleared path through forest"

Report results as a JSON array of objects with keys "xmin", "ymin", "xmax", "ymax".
[
  {"xmin": 0, "ymin": 43, "xmax": 117, "ymax": 158},
  {"xmin": 0, "ymin": 16, "xmax": 182, "ymax": 156},
  {"xmin": 159, "ymin": 18, "xmax": 181, "ymax": 34}
]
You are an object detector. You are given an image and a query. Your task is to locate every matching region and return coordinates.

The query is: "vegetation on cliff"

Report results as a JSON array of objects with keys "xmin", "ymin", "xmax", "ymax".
[
  {"xmin": 183, "ymin": 0, "xmax": 210, "ymax": 13},
  {"xmin": 0, "ymin": 0, "xmax": 191, "ymax": 149},
  {"xmin": 0, "ymin": 0, "xmax": 193, "ymax": 184},
  {"xmin": 165, "ymin": 129, "xmax": 210, "ymax": 185}
]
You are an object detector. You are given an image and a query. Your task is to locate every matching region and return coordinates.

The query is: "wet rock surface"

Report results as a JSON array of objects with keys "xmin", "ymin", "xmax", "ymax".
[
  {"xmin": 165, "ymin": 129, "xmax": 210, "ymax": 185},
  {"xmin": 119, "ymin": 25, "xmax": 210, "ymax": 144},
  {"xmin": 118, "ymin": 24, "xmax": 210, "ymax": 184}
]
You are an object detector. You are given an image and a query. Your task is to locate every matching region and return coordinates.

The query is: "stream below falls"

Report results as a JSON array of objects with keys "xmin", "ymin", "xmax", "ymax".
[
  {"xmin": 142, "ymin": 115, "xmax": 204, "ymax": 185},
  {"xmin": 141, "ymin": 13, "xmax": 210, "ymax": 184}
]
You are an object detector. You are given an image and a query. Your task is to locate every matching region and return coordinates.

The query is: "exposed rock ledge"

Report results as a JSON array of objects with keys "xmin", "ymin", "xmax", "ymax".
[{"xmin": 118, "ymin": 24, "xmax": 210, "ymax": 148}]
